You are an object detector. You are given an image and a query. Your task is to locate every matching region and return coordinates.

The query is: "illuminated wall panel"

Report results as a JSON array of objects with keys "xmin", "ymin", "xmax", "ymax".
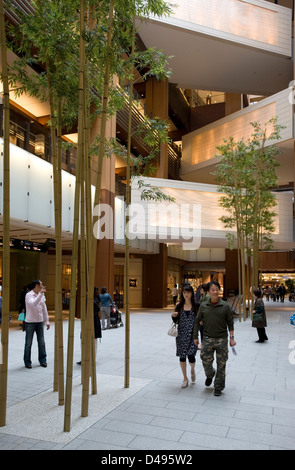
[
  {"xmin": 130, "ymin": 177, "xmax": 293, "ymax": 249},
  {"xmin": 0, "ymin": 146, "xmax": 293, "ymax": 251},
  {"xmin": 0, "ymin": 139, "xmax": 75, "ymax": 232},
  {"xmin": 191, "ymin": 103, "xmax": 276, "ymax": 165},
  {"xmin": 175, "ymin": 0, "xmax": 278, "ymax": 46},
  {"xmin": 182, "ymin": 88, "xmax": 293, "ymax": 173},
  {"xmin": 160, "ymin": 0, "xmax": 291, "ymax": 56}
]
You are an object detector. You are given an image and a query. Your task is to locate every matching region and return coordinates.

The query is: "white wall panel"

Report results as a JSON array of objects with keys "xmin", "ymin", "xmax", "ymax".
[
  {"xmin": 1, "ymin": 143, "xmax": 293, "ymax": 252},
  {"xmin": 182, "ymin": 88, "xmax": 293, "ymax": 175},
  {"xmin": 27, "ymin": 153, "xmax": 53, "ymax": 227},
  {"xmin": 151, "ymin": 0, "xmax": 292, "ymax": 56},
  {"xmin": 0, "ymin": 140, "xmax": 75, "ymax": 232},
  {"xmin": 9, "ymin": 144, "xmax": 29, "ymax": 221},
  {"xmin": 131, "ymin": 177, "xmax": 293, "ymax": 249},
  {"xmin": 61, "ymin": 171, "xmax": 76, "ymax": 233}
]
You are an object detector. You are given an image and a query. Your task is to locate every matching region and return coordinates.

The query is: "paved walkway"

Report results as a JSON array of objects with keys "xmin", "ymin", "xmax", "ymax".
[{"xmin": 0, "ymin": 300, "xmax": 295, "ymax": 450}]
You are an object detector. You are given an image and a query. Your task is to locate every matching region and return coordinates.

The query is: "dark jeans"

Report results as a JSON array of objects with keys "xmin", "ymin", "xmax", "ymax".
[
  {"xmin": 24, "ymin": 322, "xmax": 47, "ymax": 366},
  {"xmin": 257, "ymin": 327, "xmax": 268, "ymax": 342}
]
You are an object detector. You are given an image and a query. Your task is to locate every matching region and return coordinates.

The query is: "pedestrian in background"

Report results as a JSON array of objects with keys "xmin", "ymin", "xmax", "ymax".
[
  {"xmin": 252, "ymin": 288, "xmax": 268, "ymax": 343},
  {"xmin": 77, "ymin": 286, "xmax": 102, "ymax": 365},
  {"xmin": 18, "ymin": 284, "xmax": 29, "ymax": 330},
  {"xmin": 93, "ymin": 286, "xmax": 102, "ymax": 356},
  {"xmin": 172, "ymin": 284, "xmax": 178, "ymax": 306},
  {"xmin": 100, "ymin": 287, "xmax": 113, "ymax": 330}
]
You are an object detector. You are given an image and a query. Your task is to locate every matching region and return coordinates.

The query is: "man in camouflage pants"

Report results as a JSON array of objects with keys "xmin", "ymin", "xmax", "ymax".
[{"xmin": 193, "ymin": 281, "xmax": 236, "ymax": 396}]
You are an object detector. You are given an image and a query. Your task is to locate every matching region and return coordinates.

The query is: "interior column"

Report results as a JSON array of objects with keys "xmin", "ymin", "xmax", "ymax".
[
  {"xmin": 145, "ymin": 77, "xmax": 169, "ymax": 179},
  {"xmin": 90, "ymin": 115, "xmax": 116, "ymax": 296},
  {"xmin": 142, "ymin": 244, "xmax": 167, "ymax": 308}
]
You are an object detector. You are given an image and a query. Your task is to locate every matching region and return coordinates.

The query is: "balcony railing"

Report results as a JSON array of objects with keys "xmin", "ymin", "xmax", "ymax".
[
  {"xmin": 181, "ymin": 87, "xmax": 293, "ymax": 175},
  {"xmin": 150, "ymin": 0, "xmax": 292, "ymax": 57},
  {"xmin": 116, "ymin": 91, "xmax": 182, "ymax": 181},
  {"xmin": 0, "ymin": 107, "xmax": 77, "ymax": 174}
]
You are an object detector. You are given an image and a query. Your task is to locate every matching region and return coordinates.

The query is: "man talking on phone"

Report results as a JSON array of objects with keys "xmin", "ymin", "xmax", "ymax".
[{"xmin": 24, "ymin": 280, "xmax": 50, "ymax": 369}]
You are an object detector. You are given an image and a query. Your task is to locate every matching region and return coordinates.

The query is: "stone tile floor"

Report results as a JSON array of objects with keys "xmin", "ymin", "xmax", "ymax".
[{"xmin": 0, "ymin": 300, "xmax": 295, "ymax": 451}]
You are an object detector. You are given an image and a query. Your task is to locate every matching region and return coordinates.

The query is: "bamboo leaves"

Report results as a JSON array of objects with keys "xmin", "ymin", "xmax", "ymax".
[
  {"xmin": 215, "ymin": 118, "xmax": 283, "ymax": 319},
  {"xmin": 3, "ymin": 0, "xmax": 173, "ymax": 429}
]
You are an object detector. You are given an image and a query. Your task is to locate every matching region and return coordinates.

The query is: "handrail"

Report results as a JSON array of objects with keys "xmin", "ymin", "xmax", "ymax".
[{"xmin": 117, "ymin": 88, "xmax": 181, "ymax": 179}]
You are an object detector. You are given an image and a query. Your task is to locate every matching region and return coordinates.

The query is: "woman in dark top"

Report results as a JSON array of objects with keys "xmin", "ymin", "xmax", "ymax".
[
  {"xmin": 94, "ymin": 287, "xmax": 102, "ymax": 356},
  {"xmin": 172, "ymin": 283, "xmax": 199, "ymax": 388},
  {"xmin": 252, "ymin": 288, "xmax": 268, "ymax": 343},
  {"xmin": 77, "ymin": 287, "xmax": 101, "ymax": 365}
]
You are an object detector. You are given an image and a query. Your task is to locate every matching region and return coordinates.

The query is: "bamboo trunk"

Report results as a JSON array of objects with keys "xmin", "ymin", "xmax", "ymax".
[
  {"xmin": 56, "ymin": 101, "xmax": 64, "ymax": 404},
  {"xmin": 81, "ymin": 0, "xmax": 114, "ymax": 418},
  {"xmin": 124, "ymin": 19, "xmax": 136, "ymax": 387},
  {"xmin": 63, "ymin": 141, "xmax": 81, "ymax": 431},
  {"xmin": 240, "ymin": 238, "xmax": 247, "ymax": 321},
  {"xmin": 80, "ymin": 125, "xmax": 86, "ymax": 383},
  {"xmin": 237, "ymin": 241, "xmax": 242, "ymax": 322},
  {"xmin": 0, "ymin": 0, "xmax": 10, "ymax": 427},
  {"xmin": 63, "ymin": 0, "xmax": 85, "ymax": 424},
  {"xmin": 64, "ymin": 0, "xmax": 89, "ymax": 431},
  {"xmin": 48, "ymin": 87, "xmax": 64, "ymax": 404},
  {"xmin": 84, "ymin": 84, "xmax": 96, "ymax": 395},
  {"xmin": 124, "ymin": 74, "xmax": 133, "ymax": 390}
]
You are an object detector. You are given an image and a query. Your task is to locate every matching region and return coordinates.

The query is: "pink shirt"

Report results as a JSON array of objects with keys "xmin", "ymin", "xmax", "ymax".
[{"xmin": 25, "ymin": 290, "xmax": 49, "ymax": 325}]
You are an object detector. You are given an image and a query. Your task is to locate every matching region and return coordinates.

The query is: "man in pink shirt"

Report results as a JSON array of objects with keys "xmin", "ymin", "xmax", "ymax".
[{"xmin": 23, "ymin": 280, "xmax": 50, "ymax": 369}]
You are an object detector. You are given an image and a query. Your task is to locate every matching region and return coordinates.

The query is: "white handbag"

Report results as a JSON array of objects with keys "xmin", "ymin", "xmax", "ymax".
[{"xmin": 167, "ymin": 322, "xmax": 178, "ymax": 337}]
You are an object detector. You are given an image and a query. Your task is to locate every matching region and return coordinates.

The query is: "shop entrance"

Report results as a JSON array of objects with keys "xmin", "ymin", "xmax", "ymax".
[{"xmin": 183, "ymin": 269, "xmax": 225, "ymax": 296}]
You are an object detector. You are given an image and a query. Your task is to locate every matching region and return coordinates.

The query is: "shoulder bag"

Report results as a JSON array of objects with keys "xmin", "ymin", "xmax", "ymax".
[{"xmin": 167, "ymin": 322, "xmax": 178, "ymax": 337}]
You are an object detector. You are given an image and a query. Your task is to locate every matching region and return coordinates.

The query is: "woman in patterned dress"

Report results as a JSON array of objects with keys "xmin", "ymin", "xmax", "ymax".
[{"xmin": 171, "ymin": 283, "xmax": 199, "ymax": 388}]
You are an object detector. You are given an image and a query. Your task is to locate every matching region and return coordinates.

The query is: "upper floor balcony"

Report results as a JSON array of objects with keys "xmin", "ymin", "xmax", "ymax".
[
  {"xmin": 0, "ymin": 141, "xmax": 293, "ymax": 253},
  {"xmin": 181, "ymin": 87, "xmax": 294, "ymax": 187},
  {"xmin": 137, "ymin": 0, "xmax": 293, "ymax": 95},
  {"xmin": 129, "ymin": 176, "xmax": 294, "ymax": 251}
]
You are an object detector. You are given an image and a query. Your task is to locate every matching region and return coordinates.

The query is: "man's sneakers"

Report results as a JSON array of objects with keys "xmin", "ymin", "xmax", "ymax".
[
  {"xmin": 204, "ymin": 371, "xmax": 221, "ymax": 395},
  {"xmin": 205, "ymin": 370, "xmax": 215, "ymax": 387},
  {"xmin": 205, "ymin": 376, "xmax": 213, "ymax": 386}
]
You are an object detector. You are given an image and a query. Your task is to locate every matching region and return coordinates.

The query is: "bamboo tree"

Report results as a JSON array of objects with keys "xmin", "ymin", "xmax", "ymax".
[
  {"xmin": 5, "ymin": 0, "xmax": 80, "ymax": 422},
  {"xmin": 64, "ymin": 0, "xmax": 86, "ymax": 430},
  {"xmin": 81, "ymin": 0, "xmax": 115, "ymax": 417},
  {"xmin": 47, "ymin": 68, "xmax": 64, "ymax": 403},
  {"xmin": 247, "ymin": 119, "xmax": 280, "ymax": 290},
  {"xmin": 124, "ymin": 17, "xmax": 135, "ymax": 389},
  {"xmin": 63, "ymin": 144, "xmax": 81, "ymax": 430},
  {"xmin": 7, "ymin": 0, "xmax": 173, "ymax": 421},
  {"xmin": 0, "ymin": 0, "xmax": 10, "ymax": 427},
  {"xmin": 215, "ymin": 138, "xmax": 248, "ymax": 320},
  {"xmin": 79, "ymin": 0, "xmax": 173, "ymax": 405},
  {"xmin": 215, "ymin": 119, "xmax": 282, "ymax": 316}
]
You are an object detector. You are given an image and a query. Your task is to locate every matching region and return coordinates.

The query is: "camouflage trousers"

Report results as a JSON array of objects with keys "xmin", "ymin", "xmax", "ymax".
[{"xmin": 200, "ymin": 337, "xmax": 228, "ymax": 390}]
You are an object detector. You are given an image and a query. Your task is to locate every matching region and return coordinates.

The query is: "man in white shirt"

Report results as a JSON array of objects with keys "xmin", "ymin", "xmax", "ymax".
[{"xmin": 23, "ymin": 280, "xmax": 50, "ymax": 369}]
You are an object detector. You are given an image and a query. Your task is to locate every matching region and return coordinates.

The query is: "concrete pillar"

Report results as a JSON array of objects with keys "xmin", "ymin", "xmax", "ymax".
[
  {"xmin": 145, "ymin": 77, "xmax": 169, "ymax": 179},
  {"xmin": 90, "ymin": 114, "xmax": 116, "ymax": 296},
  {"xmin": 142, "ymin": 244, "xmax": 167, "ymax": 308},
  {"xmin": 224, "ymin": 93, "xmax": 242, "ymax": 116}
]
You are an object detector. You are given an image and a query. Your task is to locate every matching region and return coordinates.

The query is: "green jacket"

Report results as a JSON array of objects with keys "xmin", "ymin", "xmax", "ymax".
[{"xmin": 193, "ymin": 298, "xmax": 234, "ymax": 339}]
